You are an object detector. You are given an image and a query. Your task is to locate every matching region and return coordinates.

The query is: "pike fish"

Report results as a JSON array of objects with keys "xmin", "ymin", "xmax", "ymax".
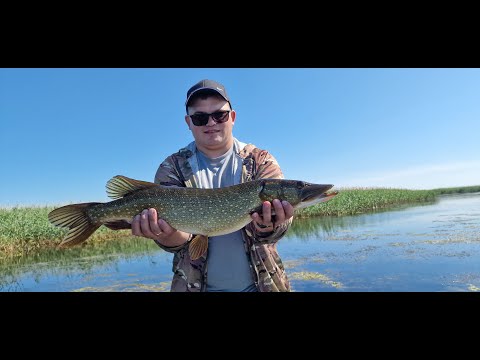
[{"xmin": 48, "ymin": 175, "xmax": 338, "ymax": 260}]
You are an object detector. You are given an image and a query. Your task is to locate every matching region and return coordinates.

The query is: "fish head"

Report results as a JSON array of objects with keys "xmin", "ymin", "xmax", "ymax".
[{"xmin": 259, "ymin": 179, "xmax": 337, "ymax": 210}]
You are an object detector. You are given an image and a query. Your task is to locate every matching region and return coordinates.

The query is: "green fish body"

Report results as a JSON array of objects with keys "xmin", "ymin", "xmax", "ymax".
[{"xmin": 48, "ymin": 175, "xmax": 337, "ymax": 259}]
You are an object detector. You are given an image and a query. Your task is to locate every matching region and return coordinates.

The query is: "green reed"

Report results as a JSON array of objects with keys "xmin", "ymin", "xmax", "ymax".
[
  {"xmin": 0, "ymin": 206, "xmax": 129, "ymax": 258},
  {"xmin": 431, "ymin": 185, "xmax": 480, "ymax": 195}
]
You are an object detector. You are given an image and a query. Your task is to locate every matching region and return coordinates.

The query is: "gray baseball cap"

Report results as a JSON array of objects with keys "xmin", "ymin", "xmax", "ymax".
[{"xmin": 185, "ymin": 79, "xmax": 231, "ymax": 112}]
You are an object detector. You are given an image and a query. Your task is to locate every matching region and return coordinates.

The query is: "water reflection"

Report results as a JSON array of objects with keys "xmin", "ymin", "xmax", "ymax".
[
  {"xmin": 288, "ymin": 201, "xmax": 438, "ymax": 240},
  {"xmin": 0, "ymin": 237, "xmax": 167, "ymax": 291}
]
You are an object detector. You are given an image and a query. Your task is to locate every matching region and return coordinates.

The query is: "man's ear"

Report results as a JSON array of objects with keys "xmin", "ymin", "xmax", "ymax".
[{"xmin": 185, "ymin": 115, "xmax": 191, "ymax": 130}]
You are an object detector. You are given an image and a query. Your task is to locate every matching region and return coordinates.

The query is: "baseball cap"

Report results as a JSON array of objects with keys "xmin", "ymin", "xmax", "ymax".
[{"xmin": 185, "ymin": 79, "xmax": 231, "ymax": 113}]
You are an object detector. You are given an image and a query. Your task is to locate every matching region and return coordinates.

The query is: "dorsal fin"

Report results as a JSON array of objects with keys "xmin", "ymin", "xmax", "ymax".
[{"xmin": 106, "ymin": 175, "xmax": 159, "ymax": 200}]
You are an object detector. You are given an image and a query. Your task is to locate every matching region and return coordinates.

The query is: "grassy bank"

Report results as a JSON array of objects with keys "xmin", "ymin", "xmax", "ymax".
[
  {"xmin": 1, "ymin": 185, "xmax": 479, "ymax": 258},
  {"xmin": 431, "ymin": 185, "xmax": 480, "ymax": 195},
  {"xmin": 295, "ymin": 187, "xmax": 436, "ymax": 217},
  {"xmin": 0, "ymin": 206, "xmax": 128, "ymax": 258},
  {"xmin": 295, "ymin": 185, "xmax": 480, "ymax": 217},
  {"xmin": 296, "ymin": 185, "xmax": 480, "ymax": 217}
]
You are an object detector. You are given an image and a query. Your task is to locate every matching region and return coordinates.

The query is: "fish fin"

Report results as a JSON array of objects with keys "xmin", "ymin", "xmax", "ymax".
[
  {"xmin": 189, "ymin": 235, "xmax": 208, "ymax": 260},
  {"xmin": 48, "ymin": 203, "xmax": 102, "ymax": 247},
  {"xmin": 106, "ymin": 175, "xmax": 159, "ymax": 200},
  {"xmin": 104, "ymin": 220, "xmax": 132, "ymax": 230}
]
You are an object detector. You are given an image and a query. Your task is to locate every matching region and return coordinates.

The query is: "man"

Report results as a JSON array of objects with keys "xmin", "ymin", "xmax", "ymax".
[{"xmin": 131, "ymin": 79, "xmax": 294, "ymax": 292}]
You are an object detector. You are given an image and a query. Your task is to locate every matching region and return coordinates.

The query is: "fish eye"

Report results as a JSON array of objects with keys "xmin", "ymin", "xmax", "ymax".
[{"xmin": 296, "ymin": 181, "xmax": 305, "ymax": 189}]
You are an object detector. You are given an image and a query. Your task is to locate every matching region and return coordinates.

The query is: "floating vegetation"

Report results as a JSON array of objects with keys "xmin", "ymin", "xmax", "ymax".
[
  {"xmin": 289, "ymin": 271, "xmax": 343, "ymax": 288},
  {"xmin": 72, "ymin": 281, "xmax": 171, "ymax": 292}
]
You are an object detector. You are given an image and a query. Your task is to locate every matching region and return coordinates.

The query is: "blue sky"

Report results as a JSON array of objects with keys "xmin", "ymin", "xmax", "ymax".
[{"xmin": 1, "ymin": 68, "xmax": 479, "ymax": 207}]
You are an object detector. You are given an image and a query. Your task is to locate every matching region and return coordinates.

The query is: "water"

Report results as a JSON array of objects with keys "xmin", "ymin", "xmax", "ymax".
[{"xmin": 1, "ymin": 192, "xmax": 479, "ymax": 292}]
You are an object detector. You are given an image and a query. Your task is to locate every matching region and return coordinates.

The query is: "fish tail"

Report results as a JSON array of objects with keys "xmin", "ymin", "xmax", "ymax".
[{"xmin": 48, "ymin": 203, "xmax": 102, "ymax": 247}]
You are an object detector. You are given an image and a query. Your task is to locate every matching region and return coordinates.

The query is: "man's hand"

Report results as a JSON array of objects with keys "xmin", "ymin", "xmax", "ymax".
[
  {"xmin": 131, "ymin": 208, "xmax": 190, "ymax": 247},
  {"xmin": 250, "ymin": 199, "xmax": 294, "ymax": 233}
]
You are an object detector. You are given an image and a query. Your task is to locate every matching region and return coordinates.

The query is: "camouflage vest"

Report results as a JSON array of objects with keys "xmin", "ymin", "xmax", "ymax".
[{"xmin": 153, "ymin": 138, "xmax": 292, "ymax": 292}]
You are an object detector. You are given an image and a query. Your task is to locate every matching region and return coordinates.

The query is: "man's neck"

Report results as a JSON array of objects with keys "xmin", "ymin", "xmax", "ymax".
[{"xmin": 196, "ymin": 140, "xmax": 234, "ymax": 159}]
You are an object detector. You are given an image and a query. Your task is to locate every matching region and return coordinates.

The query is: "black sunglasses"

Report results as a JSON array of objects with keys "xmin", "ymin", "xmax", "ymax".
[{"xmin": 189, "ymin": 110, "xmax": 231, "ymax": 126}]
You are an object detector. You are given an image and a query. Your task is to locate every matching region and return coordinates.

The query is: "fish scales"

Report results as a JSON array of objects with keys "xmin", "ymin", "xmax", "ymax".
[{"xmin": 87, "ymin": 182, "xmax": 261, "ymax": 236}]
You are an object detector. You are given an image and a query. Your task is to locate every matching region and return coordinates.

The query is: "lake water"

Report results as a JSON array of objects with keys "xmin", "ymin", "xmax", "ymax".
[{"xmin": 1, "ymin": 192, "xmax": 479, "ymax": 292}]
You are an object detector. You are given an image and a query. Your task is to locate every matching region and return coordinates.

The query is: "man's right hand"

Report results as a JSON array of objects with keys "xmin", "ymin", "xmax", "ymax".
[{"xmin": 131, "ymin": 208, "xmax": 190, "ymax": 247}]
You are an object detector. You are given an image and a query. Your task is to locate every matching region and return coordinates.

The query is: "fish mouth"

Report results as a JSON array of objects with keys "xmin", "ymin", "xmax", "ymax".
[{"xmin": 299, "ymin": 183, "xmax": 336, "ymax": 207}]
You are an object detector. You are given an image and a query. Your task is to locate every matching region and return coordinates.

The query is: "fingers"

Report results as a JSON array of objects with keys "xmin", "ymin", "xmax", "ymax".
[
  {"xmin": 251, "ymin": 201, "xmax": 274, "ymax": 232},
  {"xmin": 275, "ymin": 200, "xmax": 294, "ymax": 223},
  {"xmin": 148, "ymin": 208, "xmax": 163, "ymax": 236},
  {"xmin": 261, "ymin": 201, "xmax": 272, "ymax": 223},
  {"xmin": 252, "ymin": 219, "xmax": 275, "ymax": 232},
  {"xmin": 157, "ymin": 218, "xmax": 174, "ymax": 235},
  {"xmin": 250, "ymin": 212, "xmax": 262, "ymax": 225},
  {"xmin": 131, "ymin": 208, "xmax": 174, "ymax": 239},
  {"xmin": 272, "ymin": 199, "xmax": 285, "ymax": 223},
  {"xmin": 250, "ymin": 199, "xmax": 294, "ymax": 233},
  {"xmin": 131, "ymin": 214, "xmax": 142, "ymax": 237},
  {"xmin": 282, "ymin": 201, "xmax": 295, "ymax": 219}
]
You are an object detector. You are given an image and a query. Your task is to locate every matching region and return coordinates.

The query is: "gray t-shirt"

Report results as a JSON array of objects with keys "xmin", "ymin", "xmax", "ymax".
[{"xmin": 196, "ymin": 147, "xmax": 257, "ymax": 292}]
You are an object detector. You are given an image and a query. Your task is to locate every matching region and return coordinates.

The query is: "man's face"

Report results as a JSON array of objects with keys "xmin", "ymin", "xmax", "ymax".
[{"xmin": 185, "ymin": 95, "xmax": 236, "ymax": 154}]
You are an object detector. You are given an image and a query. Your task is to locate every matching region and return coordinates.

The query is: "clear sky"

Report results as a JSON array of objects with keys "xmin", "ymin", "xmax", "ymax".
[{"xmin": 1, "ymin": 68, "xmax": 479, "ymax": 207}]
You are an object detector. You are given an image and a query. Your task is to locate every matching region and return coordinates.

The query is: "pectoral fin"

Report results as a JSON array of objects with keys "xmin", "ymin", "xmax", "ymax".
[
  {"xmin": 189, "ymin": 235, "xmax": 208, "ymax": 260},
  {"xmin": 104, "ymin": 220, "xmax": 132, "ymax": 230}
]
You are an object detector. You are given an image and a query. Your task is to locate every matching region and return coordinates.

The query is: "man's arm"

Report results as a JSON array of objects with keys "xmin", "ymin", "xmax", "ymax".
[{"xmin": 131, "ymin": 155, "xmax": 192, "ymax": 252}]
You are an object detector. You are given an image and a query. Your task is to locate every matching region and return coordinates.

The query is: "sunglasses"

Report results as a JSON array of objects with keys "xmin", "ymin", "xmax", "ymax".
[{"xmin": 188, "ymin": 110, "xmax": 231, "ymax": 126}]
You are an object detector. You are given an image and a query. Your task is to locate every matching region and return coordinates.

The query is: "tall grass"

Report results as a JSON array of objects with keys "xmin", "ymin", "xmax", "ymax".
[
  {"xmin": 431, "ymin": 185, "xmax": 480, "ymax": 195},
  {"xmin": 0, "ymin": 206, "xmax": 129, "ymax": 258},
  {"xmin": 295, "ymin": 187, "xmax": 436, "ymax": 217}
]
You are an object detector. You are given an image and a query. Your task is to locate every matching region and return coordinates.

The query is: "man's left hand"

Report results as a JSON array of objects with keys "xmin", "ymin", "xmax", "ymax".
[{"xmin": 251, "ymin": 199, "xmax": 294, "ymax": 233}]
